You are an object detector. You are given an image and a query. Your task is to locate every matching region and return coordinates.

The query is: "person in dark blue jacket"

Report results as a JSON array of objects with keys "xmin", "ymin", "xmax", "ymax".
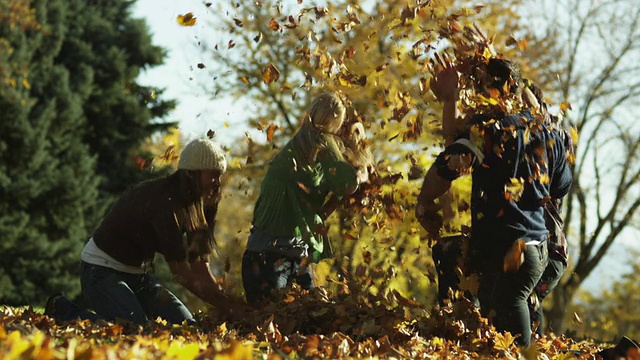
[{"xmin": 416, "ymin": 58, "xmax": 572, "ymax": 347}]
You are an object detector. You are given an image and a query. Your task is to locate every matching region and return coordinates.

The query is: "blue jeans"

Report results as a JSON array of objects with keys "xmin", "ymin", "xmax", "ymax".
[
  {"xmin": 478, "ymin": 241, "xmax": 547, "ymax": 347},
  {"xmin": 53, "ymin": 262, "xmax": 194, "ymax": 325},
  {"xmin": 241, "ymin": 250, "xmax": 314, "ymax": 305}
]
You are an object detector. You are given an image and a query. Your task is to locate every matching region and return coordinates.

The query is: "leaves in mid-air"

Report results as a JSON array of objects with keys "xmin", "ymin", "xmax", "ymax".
[{"xmin": 177, "ymin": 12, "xmax": 197, "ymax": 26}]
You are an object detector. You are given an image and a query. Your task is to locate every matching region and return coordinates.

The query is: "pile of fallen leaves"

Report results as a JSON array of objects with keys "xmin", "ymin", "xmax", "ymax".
[{"xmin": 1, "ymin": 283, "xmax": 610, "ymax": 359}]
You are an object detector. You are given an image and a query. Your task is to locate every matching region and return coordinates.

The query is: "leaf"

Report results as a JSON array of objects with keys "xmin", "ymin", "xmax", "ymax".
[
  {"xmin": 266, "ymin": 123, "xmax": 278, "ymax": 142},
  {"xmin": 224, "ymin": 122, "xmax": 230, "ymax": 128},
  {"xmin": 572, "ymin": 312, "xmax": 584, "ymax": 325},
  {"xmin": 207, "ymin": 129, "xmax": 215, "ymax": 138},
  {"xmin": 559, "ymin": 102, "xmax": 572, "ymax": 112},
  {"xmin": 197, "ymin": 63, "xmax": 205, "ymax": 69},
  {"xmin": 505, "ymin": 177, "xmax": 525, "ymax": 202},
  {"xmin": 132, "ymin": 155, "xmax": 152, "ymax": 169},
  {"xmin": 176, "ymin": 13, "xmax": 197, "ymax": 26},
  {"xmin": 228, "ymin": 40, "xmax": 236, "ymax": 49},
  {"xmin": 253, "ymin": 32, "xmax": 263, "ymax": 43},
  {"xmin": 503, "ymin": 239, "xmax": 525, "ymax": 272},
  {"xmin": 494, "ymin": 332, "xmax": 516, "ymax": 351},
  {"xmin": 297, "ymin": 182, "xmax": 310, "ymax": 193},
  {"xmin": 233, "ymin": 18, "xmax": 243, "ymax": 27},
  {"xmin": 262, "ymin": 64, "xmax": 280, "ymax": 84},
  {"xmin": 517, "ymin": 39, "xmax": 528, "ymax": 51},
  {"xmin": 268, "ymin": 18, "xmax": 281, "ymax": 31},
  {"xmin": 570, "ymin": 126, "xmax": 579, "ymax": 144}
]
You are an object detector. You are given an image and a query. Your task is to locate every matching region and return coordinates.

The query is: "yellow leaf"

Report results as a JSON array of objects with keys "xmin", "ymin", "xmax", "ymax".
[
  {"xmin": 224, "ymin": 122, "xmax": 230, "ymax": 128},
  {"xmin": 482, "ymin": 47, "xmax": 493, "ymax": 59},
  {"xmin": 494, "ymin": 331, "xmax": 516, "ymax": 351},
  {"xmin": 165, "ymin": 341, "xmax": 201, "ymax": 359},
  {"xmin": 176, "ymin": 13, "xmax": 197, "ymax": 26},
  {"xmin": 559, "ymin": 101, "xmax": 572, "ymax": 112},
  {"xmin": 517, "ymin": 39, "xmax": 528, "ymax": 51},
  {"xmin": 570, "ymin": 126, "xmax": 579, "ymax": 145},
  {"xmin": 505, "ymin": 177, "xmax": 525, "ymax": 202}
]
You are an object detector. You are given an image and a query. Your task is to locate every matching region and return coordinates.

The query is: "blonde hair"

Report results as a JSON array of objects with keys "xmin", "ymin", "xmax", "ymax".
[
  {"xmin": 290, "ymin": 93, "xmax": 347, "ymax": 166},
  {"xmin": 306, "ymin": 92, "xmax": 346, "ymax": 133},
  {"xmin": 342, "ymin": 122, "xmax": 375, "ymax": 182}
]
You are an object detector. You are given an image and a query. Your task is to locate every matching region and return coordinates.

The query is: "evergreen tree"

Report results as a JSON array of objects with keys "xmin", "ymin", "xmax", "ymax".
[
  {"xmin": 0, "ymin": 0, "xmax": 100, "ymax": 305},
  {"xmin": 57, "ymin": 0, "xmax": 176, "ymax": 203},
  {"xmin": 0, "ymin": 0, "xmax": 176, "ymax": 305}
]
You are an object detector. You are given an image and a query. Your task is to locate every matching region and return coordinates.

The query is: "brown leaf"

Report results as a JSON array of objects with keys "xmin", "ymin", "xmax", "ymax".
[
  {"xmin": 262, "ymin": 64, "xmax": 280, "ymax": 84},
  {"xmin": 268, "ymin": 18, "xmax": 281, "ymax": 31},
  {"xmin": 233, "ymin": 18, "xmax": 243, "ymax": 27}
]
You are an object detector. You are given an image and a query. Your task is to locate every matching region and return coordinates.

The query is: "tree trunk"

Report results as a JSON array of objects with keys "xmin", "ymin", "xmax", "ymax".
[{"xmin": 545, "ymin": 276, "xmax": 580, "ymax": 334}]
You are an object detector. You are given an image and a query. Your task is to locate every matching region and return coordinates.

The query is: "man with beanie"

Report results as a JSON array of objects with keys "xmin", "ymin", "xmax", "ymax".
[{"xmin": 45, "ymin": 138, "xmax": 252, "ymax": 325}]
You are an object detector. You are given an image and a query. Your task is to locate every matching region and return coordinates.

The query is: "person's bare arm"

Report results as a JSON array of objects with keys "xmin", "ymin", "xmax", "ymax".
[
  {"xmin": 415, "ymin": 165, "xmax": 453, "ymax": 239},
  {"xmin": 168, "ymin": 259, "xmax": 254, "ymax": 319},
  {"xmin": 168, "ymin": 260, "xmax": 229, "ymax": 305}
]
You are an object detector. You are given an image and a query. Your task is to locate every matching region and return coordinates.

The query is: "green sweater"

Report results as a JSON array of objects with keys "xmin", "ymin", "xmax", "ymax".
[{"xmin": 250, "ymin": 140, "xmax": 357, "ymax": 262}]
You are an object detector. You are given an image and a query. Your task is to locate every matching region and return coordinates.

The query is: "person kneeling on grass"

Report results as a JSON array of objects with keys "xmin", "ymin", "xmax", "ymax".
[{"xmin": 45, "ymin": 137, "xmax": 252, "ymax": 324}]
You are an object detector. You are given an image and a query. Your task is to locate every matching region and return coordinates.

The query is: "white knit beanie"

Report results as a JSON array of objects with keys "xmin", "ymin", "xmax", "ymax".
[{"xmin": 177, "ymin": 138, "xmax": 227, "ymax": 173}]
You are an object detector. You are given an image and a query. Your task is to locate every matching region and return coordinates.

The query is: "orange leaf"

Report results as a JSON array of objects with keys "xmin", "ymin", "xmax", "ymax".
[
  {"xmin": 266, "ymin": 123, "xmax": 278, "ymax": 142},
  {"xmin": 559, "ymin": 102, "xmax": 572, "ymax": 112},
  {"xmin": 503, "ymin": 239, "xmax": 525, "ymax": 272},
  {"xmin": 297, "ymin": 182, "xmax": 310, "ymax": 193}
]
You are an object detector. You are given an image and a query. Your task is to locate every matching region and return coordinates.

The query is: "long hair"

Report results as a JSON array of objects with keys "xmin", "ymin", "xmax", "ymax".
[
  {"xmin": 290, "ymin": 92, "xmax": 347, "ymax": 166},
  {"xmin": 341, "ymin": 122, "xmax": 374, "ymax": 173},
  {"xmin": 172, "ymin": 169, "xmax": 217, "ymax": 258}
]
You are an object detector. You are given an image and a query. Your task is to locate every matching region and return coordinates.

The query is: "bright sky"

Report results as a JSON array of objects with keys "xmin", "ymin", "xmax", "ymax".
[{"xmin": 132, "ymin": 0, "xmax": 247, "ymax": 143}]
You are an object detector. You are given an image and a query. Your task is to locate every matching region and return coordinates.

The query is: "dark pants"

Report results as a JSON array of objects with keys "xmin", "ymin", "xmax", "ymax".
[
  {"xmin": 241, "ymin": 250, "xmax": 314, "ymax": 305},
  {"xmin": 478, "ymin": 241, "xmax": 547, "ymax": 347},
  {"xmin": 530, "ymin": 256, "xmax": 566, "ymax": 335},
  {"xmin": 432, "ymin": 235, "xmax": 474, "ymax": 305},
  {"xmin": 52, "ymin": 262, "xmax": 194, "ymax": 325}
]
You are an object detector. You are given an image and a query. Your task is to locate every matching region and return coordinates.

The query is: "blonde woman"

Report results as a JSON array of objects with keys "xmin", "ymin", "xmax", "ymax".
[
  {"xmin": 46, "ymin": 138, "xmax": 252, "ymax": 324},
  {"xmin": 242, "ymin": 92, "xmax": 359, "ymax": 305}
]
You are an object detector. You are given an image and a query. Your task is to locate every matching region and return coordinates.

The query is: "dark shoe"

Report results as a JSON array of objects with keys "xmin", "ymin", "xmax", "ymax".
[{"xmin": 44, "ymin": 293, "xmax": 64, "ymax": 317}]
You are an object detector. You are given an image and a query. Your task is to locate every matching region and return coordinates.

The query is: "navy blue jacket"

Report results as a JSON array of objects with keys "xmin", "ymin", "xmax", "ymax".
[{"xmin": 435, "ymin": 110, "xmax": 572, "ymax": 256}]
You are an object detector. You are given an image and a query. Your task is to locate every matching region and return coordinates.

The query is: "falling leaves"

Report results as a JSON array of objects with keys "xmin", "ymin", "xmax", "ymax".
[
  {"xmin": 503, "ymin": 239, "xmax": 526, "ymax": 272},
  {"xmin": 266, "ymin": 123, "xmax": 279, "ymax": 142},
  {"xmin": 505, "ymin": 177, "xmax": 525, "ymax": 202},
  {"xmin": 132, "ymin": 155, "xmax": 152, "ymax": 169},
  {"xmin": 268, "ymin": 18, "xmax": 281, "ymax": 31},
  {"xmin": 262, "ymin": 64, "xmax": 280, "ymax": 84},
  {"xmin": 559, "ymin": 102, "xmax": 573, "ymax": 112},
  {"xmin": 176, "ymin": 13, "xmax": 197, "ymax": 27}
]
